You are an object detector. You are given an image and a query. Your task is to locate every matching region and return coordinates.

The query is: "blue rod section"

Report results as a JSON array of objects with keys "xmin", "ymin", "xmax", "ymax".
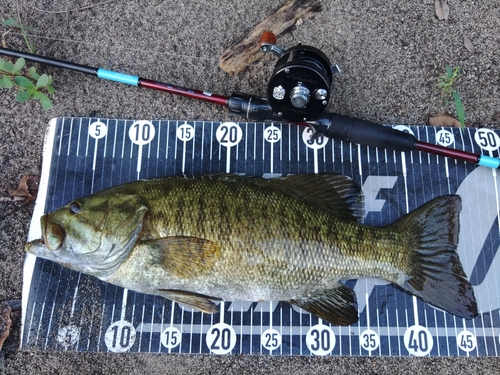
[
  {"xmin": 97, "ymin": 68, "xmax": 139, "ymax": 86},
  {"xmin": 478, "ymin": 155, "xmax": 500, "ymax": 169}
]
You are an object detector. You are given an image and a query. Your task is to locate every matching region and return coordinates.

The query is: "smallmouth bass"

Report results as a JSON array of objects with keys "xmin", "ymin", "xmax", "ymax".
[{"xmin": 25, "ymin": 174, "xmax": 478, "ymax": 325}]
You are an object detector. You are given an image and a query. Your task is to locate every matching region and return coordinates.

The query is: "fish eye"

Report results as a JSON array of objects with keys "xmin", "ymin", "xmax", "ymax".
[{"xmin": 69, "ymin": 201, "xmax": 81, "ymax": 214}]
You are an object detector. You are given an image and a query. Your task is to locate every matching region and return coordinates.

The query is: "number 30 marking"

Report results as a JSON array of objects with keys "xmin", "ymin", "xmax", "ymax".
[{"xmin": 306, "ymin": 324, "xmax": 335, "ymax": 355}]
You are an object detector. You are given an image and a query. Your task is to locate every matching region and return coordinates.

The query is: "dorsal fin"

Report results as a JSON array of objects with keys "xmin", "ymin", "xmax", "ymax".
[
  {"xmin": 268, "ymin": 174, "xmax": 364, "ymax": 222},
  {"xmin": 204, "ymin": 173, "xmax": 364, "ymax": 223}
]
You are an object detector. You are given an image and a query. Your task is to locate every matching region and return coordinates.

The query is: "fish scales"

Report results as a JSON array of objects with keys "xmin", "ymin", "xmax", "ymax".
[
  {"xmin": 26, "ymin": 174, "xmax": 478, "ymax": 325},
  {"xmin": 115, "ymin": 177, "xmax": 404, "ymax": 293}
]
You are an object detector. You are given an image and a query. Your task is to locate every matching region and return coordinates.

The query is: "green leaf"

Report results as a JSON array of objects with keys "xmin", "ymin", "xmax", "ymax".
[
  {"xmin": 446, "ymin": 65, "xmax": 452, "ymax": 78},
  {"xmin": 14, "ymin": 75, "xmax": 35, "ymax": 89},
  {"xmin": 2, "ymin": 18, "xmax": 18, "ymax": 27},
  {"xmin": 28, "ymin": 67, "xmax": 40, "ymax": 80},
  {"xmin": 12, "ymin": 58, "xmax": 26, "ymax": 74},
  {"xmin": 46, "ymin": 85, "xmax": 55, "ymax": 95},
  {"xmin": 38, "ymin": 92, "xmax": 52, "ymax": 110},
  {"xmin": 15, "ymin": 91, "xmax": 32, "ymax": 102},
  {"xmin": 452, "ymin": 91, "xmax": 465, "ymax": 129},
  {"xmin": 0, "ymin": 59, "xmax": 4, "ymax": 70},
  {"xmin": 2, "ymin": 75, "xmax": 13, "ymax": 88},
  {"xmin": 1, "ymin": 60, "xmax": 14, "ymax": 73},
  {"xmin": 36, "ymin": 74, "xmax": 49, "ymax": 88}
]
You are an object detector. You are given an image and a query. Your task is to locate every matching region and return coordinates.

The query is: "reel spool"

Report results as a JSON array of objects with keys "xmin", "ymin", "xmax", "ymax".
[{"xmin": 260, "ymin": 32, "xmax": 339, "ymax": 122}]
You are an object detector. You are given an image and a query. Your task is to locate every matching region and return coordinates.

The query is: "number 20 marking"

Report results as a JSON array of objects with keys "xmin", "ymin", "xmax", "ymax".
[
  {"xmin": 206, "ymin": 323, "xmax": 236, "ymax": 354},
  {"xmin": 216, "ymin": 122, "xmax": 242, "ymax": 147}
]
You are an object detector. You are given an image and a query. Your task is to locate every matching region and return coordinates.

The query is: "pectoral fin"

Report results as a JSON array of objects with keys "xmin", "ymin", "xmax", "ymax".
[
  {"xmin": 158, "ymin": 289, "xmax": 221, "ymax": 313},
  {"xmin": 289, "ymin": 284, "xmax": 358, "ymax": 326},
  {"xmin": 145, "ymin": 236, "xmax": 221, "ymax": 279}
]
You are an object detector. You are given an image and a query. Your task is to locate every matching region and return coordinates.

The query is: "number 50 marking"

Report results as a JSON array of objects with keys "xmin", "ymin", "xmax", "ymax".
[{"xmin": 475, "ymin": 129, "xmax": 500, "ymax": 152}]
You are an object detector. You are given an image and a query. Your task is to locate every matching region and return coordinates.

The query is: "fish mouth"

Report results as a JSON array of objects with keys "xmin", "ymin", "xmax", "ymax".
[{"xmin": 41, "ymin": 214, "xmax": 65, "ymax": 251}]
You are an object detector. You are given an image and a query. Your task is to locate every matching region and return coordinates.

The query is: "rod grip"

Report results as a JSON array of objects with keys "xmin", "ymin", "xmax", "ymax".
[{"xmin": 326, "ymin": 113, "xmax": 416, "ymax": 151}]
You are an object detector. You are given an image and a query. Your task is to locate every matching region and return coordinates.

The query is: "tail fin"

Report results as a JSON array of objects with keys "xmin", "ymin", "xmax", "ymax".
[{"xmin": 392, "ymin": 195, "xmax": 478, "ymax": 318}]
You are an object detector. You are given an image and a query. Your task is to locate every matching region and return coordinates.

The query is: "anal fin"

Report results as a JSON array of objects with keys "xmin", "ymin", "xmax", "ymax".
[
  {"xmin": 158, "ymin": 289, "xmax": 222, "ymax": 314},
  {"xmin": 289, "ymin": 284, "xmax": 358, "ymax": 326}
]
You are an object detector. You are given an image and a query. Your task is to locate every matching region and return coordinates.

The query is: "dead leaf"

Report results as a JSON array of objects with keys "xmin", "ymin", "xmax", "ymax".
[
  {"xmin": 429, "ymin": 114, "xmax": 463, "ymax": 127},
  {"xmin": 0, "ymin": 306, "xmax": 12, "ymax": 351},
  {"xmin": 435, "ymin": 0, "xmax": 449, "ymax": 21},
  {"xmin": 8, "ymin": 175, "xmax": 40, "ymax": 203},
  {"xmin": 463, "ymin": 34, "xmax": 475, "ymax": 54}
]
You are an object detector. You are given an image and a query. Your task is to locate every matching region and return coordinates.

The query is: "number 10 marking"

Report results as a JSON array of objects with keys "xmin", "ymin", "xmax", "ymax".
[
  {"xmin": 104, "ymin": 320, "xmax": 136, "ymax": 353},
  {"xmin": 129, "ymin": 120, "xmax": 155, "ymax": 146}
]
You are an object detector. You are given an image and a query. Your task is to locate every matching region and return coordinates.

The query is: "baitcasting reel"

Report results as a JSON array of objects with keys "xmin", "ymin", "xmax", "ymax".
[{"xmin": 260, "ymin": 31, "xmax": 340, "ymax": 122}]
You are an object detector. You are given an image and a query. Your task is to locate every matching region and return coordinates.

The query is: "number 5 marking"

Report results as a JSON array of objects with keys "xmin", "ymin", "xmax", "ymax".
[{"xmin": 89, "ymin": 121, "xmax": 107, "ymax": 140}]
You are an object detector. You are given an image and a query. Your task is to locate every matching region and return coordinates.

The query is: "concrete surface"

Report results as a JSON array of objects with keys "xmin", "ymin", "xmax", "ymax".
[{"xmin": 1, "ymin": 0, "xmax": 500, "ymax": 373}]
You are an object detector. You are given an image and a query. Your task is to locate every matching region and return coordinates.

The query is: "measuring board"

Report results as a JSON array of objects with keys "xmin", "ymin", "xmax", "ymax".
[{"xmin": 22, "ymin": 117, "xmax": 500, "ymax": 356}]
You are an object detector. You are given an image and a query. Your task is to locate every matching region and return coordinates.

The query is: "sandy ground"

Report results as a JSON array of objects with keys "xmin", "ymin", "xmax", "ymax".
[{"xmin": 1, "ymin": 0, "xmax": 500, "ymax": 373}]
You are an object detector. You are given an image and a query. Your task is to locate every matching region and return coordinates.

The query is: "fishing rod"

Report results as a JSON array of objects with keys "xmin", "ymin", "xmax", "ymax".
[{"xmin": 1, "ymin": 32, "xmax": 499, "ymax": 170}]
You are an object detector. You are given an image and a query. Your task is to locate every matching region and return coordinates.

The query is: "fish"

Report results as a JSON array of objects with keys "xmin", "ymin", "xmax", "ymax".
[{"xmin": 25, "ymin": 174, "xmax": 478, "ymax": 325}]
